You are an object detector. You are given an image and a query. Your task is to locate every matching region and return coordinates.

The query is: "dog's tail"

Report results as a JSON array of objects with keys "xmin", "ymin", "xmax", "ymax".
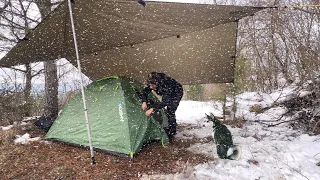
[{"xmin": 227, "ymin": 145, "xmax": 242, "ymax": 160}]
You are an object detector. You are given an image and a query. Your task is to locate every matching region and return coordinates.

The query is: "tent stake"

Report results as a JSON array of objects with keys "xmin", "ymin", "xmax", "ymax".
[{"xmin": 67, "ymin": 0, "xmax": 96, "ymax": 165}]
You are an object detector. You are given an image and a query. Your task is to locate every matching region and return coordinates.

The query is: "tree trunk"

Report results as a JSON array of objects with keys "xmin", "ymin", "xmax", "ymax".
[
  {"xmin": 35, "ymin": 0, "xmax": 51, "ymax": 17},
  {"xmin": 36, "ymin": 0, "xmax": 60, "ymax": 120},
  {"xmin": 44, "ymin": 60, "xmax": 59, "ymax": 119},
  {"xmin": 24, "ymin": 63, "xmax": 32, "ymax": 116}
]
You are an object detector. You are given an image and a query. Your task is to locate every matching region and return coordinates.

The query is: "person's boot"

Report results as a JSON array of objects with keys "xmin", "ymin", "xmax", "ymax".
[
  {"xmin": 166, "ymin": 109, "xmax": 177, "ymax": 142},
  {"xmin": 171, "ymin": 124, "xmax": 177, "ymax": 135},
  {"xmin": 165, "ymin": 127, "xmax": 175, "ymax": 142}
]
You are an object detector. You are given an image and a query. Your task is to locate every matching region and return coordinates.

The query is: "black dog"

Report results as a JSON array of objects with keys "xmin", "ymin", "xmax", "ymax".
[{"xmin": 206, "ymin": 113, "xmax": 241, "ymax": 160}]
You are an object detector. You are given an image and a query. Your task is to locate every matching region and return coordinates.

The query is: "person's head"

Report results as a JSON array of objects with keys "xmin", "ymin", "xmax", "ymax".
[
  {"xmin": 147, "ymin": 72, "xmax": 166, "ymax": 90},
  {"xmin": 147, "ymin": 72, "xmax": 158, "ymax": 90}
]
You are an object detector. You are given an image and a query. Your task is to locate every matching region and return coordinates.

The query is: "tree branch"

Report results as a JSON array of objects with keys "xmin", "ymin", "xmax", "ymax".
[
  {"xmin": 267, "ymin": 118, "xmax": 299, "ymax": 127},
  {"xmin": 294, "ymin": 7, "xmax": 320, "ymax": 15},
  {"xmin": 8, "ymin": 66, "xmax": 26, "ymax": 73},
  {"xmin": 0, "ymin": 14, "xmax": 25, "ymax": 29},
  {"xmin": 0, "ymin": 0, "xmax": 11, "ymax": 14},
  {"xmin": 31, "ymin": 69, "xmax": 44, "ymax": 78},
  {"xmin": 2, "ymin": 9, "xmax": 41, "ymax": 24}
]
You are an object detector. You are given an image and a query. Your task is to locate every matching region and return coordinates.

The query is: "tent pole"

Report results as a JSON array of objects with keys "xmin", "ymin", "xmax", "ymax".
[{"xmin": 67, "ymin": 0, "xmax": 96, "ymax": 165}]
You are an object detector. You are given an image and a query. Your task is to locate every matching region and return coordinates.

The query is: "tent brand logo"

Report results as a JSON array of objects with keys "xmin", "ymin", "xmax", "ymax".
[{"xmin": 118, "ymin": 100, "xmax": 124, "ymax": 122}]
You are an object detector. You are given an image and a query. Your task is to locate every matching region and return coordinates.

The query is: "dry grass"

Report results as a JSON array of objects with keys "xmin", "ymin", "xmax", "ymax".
[
  {"xmin": 0, "ymin": 123, "xmax": 213, "ymax": 179},
  {"xmin": 222, "ymin": 117, "xmax": 247, "ymax": 128},
  {"xmin": 249, "ymin": 104, "xmax": 265, "ymax": 114}
]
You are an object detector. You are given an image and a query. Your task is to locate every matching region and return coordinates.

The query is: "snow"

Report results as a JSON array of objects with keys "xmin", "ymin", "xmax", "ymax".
[
  {"xmin": 1, "ymin": 125, "xmax": 14, "ymax": 131},
  {"xmin": 140, "ymin": 87, "xmax": 320, "ymax": 180},
  {"xmin": 1, "ymin": 87, "xmax": 320, "ymax": 180},
  {"xmin": 1, "ymin": 116, "xmax": 41, "ymax": 143},
  {"xmin": 175, "ymin": 101, "xmax": 222, "ymax": 124},
  {"xmin": 13, "ymin": 133, "xmax": 41, "ymax": 144}
]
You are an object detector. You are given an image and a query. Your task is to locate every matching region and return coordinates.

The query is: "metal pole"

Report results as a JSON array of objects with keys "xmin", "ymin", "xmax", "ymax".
[{"xmin": 67, "ymin": 0, "xmax": 96, "ymax": 165}]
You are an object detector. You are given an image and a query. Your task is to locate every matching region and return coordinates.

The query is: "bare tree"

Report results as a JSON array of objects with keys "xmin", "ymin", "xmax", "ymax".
[
  {"xmin": 34, "ymin": 0, "xmax": 61, "ymax": 119},
  {"xmin": 236, "ymin": 0, "xmax": 320, "ymax": 92},
  {"xmin": 199, "ymin": 0, "xmax": 319, "ymax": 93},
  {"xmin": 1, "ymin": 0, "xmax": 44, "ymax": 116}
]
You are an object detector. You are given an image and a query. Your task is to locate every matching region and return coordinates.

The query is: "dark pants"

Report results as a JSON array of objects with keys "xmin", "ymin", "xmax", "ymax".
[{"xmin": 166, "ymin": 91, "xmax": 183, "ymax": 139}]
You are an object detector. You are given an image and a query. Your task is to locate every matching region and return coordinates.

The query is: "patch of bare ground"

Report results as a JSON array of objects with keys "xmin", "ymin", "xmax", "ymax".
[{"xmin": 0, "ymin": 122, "xmax": 214, "ymax": 179}]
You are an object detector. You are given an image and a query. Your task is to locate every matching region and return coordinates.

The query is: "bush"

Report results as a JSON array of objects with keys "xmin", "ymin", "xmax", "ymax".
[
  {"xmin": 249, "ymin": 104, "xmax": 264, "ymax": 114},
  {"xmin": 185, "ymin": 84, "xmax": 204, "ymax": 101},
  {"xmin": 0, "ymin": 92, "xmax": 24, "ymax": 125}
]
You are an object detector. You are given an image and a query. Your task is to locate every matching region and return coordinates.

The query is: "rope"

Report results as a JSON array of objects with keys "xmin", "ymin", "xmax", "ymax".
[
  {"xmin": 284, "ymin": 4, "xmax": 320, "ymax": 8},
  {"xmin": 268, "ymin": 4, "xmax": 320, "ymax": 9},
  {"xmin": 268, "ymin": 4, "xmax": 320, "ymax": 14}
]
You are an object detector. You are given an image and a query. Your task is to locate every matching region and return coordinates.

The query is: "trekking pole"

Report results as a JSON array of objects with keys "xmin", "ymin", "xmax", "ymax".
[{"xmin": 67, "ymin": 0, "xmax": 96, "ymax": 165}]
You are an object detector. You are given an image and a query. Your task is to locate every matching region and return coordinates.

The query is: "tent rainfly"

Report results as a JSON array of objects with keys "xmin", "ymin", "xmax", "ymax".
[
  {"xmin": 0, "ymin": 0, "xmax": 266, "ymax": 84},
  {"xmin": 45, "ymin": 76, "xmax": 169, "ymax": 158}
]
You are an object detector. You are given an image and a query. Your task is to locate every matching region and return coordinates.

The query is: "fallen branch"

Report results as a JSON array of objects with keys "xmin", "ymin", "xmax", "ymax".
[
  {"xmin": 248, "ymin": 110, "xmax": 294, "ymax": 126},
  {"xmin": 268, "ymin": 118, "xmax": 299, "ymax": 127},
  {"xmin": 313, "ymin": 152, "xmax": 320, "ymax": 158}
]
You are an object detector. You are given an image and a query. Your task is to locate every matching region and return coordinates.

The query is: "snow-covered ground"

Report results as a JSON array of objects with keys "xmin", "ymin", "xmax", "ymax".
[
  {"xmin": 1, "ymin": 86, "xmax": 320, "ymax": 180},
  {"xmin": 141, "ymin": 86, "xmax": 320, "ymax": 180}
]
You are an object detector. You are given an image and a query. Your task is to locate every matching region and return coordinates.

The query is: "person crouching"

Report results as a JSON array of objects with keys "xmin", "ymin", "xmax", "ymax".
[{"xmin": 141, "ymin": 72, "xmax": 183, "ymax": 141}]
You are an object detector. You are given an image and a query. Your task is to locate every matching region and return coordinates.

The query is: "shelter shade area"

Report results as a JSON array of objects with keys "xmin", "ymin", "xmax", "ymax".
[{"xmin": 0, "ymin": 0, "xmax": 266, "ymax": 85}]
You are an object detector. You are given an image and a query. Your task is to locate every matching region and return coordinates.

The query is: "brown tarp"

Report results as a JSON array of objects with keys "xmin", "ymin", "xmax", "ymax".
[{"xmin": 0, "ymin": 0, "xmax": 265, "ymax": 84}]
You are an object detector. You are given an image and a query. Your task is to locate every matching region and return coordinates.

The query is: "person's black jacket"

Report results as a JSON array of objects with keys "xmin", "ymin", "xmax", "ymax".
[{"xmin": 142, "ymin": 73, "xmax": 183, "ymax": 111}]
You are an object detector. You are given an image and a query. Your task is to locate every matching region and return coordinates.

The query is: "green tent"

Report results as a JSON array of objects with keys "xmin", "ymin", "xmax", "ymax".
[{"xmin": 45, "ymin": 76, "xmax": 168, "ymax": 158}]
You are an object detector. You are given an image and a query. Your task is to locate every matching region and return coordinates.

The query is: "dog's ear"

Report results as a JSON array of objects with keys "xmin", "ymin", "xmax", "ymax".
[
  {"xmin": 205, "ymin": 113, "xmax": 213, "ymax": 122},
  {"xmin": 208, "ymin": 113, "xmax": 215, "ymax": 121},
  {"xmin": 205, "ymin": 113, "xmax": 209, "ymax": 118},
  {"xmin": 210, "ymin": 113, "xmax": 220, "ymax": 121}
]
